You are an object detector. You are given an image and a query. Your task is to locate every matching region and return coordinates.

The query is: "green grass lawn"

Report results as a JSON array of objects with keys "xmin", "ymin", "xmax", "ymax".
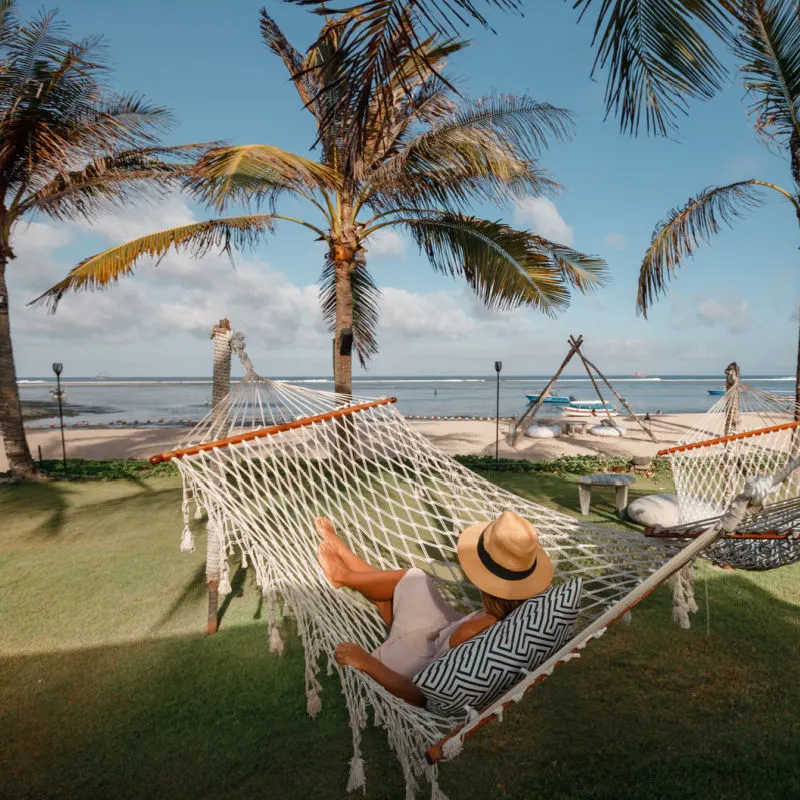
[{"xmin": 1, "ymin": 466, "xmax": 799, "ymax": 799}]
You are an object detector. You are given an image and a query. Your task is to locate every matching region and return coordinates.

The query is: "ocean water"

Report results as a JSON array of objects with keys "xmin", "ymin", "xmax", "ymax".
[{"xmin": 17, "ymin": 374, "xmax": 796, "ymax": 428}]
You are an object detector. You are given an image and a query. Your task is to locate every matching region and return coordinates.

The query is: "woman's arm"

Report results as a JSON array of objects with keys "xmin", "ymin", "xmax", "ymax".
[
  {"xmin": 448, "ymin": 612, "xmax": 496, "ymax": 648},
  {"xmin": 334, "ymin": 643, "xmax": 426, "ymax": 707}
]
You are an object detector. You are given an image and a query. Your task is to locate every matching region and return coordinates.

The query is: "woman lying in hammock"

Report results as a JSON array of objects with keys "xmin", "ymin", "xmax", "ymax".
[{"xmin": 315, "ymin": 510, "xmax": 553, "ymax": 707}]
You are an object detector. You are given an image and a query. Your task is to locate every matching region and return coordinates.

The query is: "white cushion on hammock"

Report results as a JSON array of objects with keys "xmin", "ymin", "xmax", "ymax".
[
  {"xmin": 413, "ymin": 578, "xmax": 582, "ymax": 717},
  {"xmin": 625, "ymin": 493, "xmax": 681, "ymax": 527},
  {"xmin": 525, "ymin": 424, "xmax": 561, "ymax": 438}
]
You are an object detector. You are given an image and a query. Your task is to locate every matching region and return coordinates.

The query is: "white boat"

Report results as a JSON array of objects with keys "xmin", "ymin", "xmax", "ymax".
[
  {"xmin": 49, "ymin": 388, "xmax": 67, "ymax": 402},
  {"xmin": 562, "ymin": 400, "xmax": 618, "ymax": 417}
]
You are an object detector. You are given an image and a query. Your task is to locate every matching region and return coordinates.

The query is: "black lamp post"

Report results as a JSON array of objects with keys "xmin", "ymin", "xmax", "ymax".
[
  {"xmin": 494, "ymin": 361, "xmax": 502, "ymax": 466},
  {"xmin": 52, "ymin": 362, "xmax": 67, "ymax": 476}
]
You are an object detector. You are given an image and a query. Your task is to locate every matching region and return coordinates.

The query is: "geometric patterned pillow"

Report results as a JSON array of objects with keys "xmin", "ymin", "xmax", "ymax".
[{"xmin": 413, "ymin": 578, "xmax": 582, "ymax": 717}]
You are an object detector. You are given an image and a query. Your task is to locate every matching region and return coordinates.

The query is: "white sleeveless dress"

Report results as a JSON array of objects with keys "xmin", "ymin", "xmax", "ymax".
[{"xmin": 371, "ymin": 568, "xmax": 483, "ymax": 679}]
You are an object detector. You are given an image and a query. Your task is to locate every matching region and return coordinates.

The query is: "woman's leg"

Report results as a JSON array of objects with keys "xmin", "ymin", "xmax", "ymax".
[
  {"xmin": 315, "ymin": 518, "xmax": 405, "ymax": 626},
  {"xmin": 314, "ymin": 517, "xmax": 379, "ymax": 573}
]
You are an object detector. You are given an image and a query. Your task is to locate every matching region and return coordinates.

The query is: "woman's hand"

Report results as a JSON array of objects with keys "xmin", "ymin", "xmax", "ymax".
[{"xmin": 334, "ymin": 642, "xmax": 371, "ymax": 671}]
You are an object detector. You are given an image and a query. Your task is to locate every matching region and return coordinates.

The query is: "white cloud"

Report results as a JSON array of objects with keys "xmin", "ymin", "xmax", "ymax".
[
  {"xmin": 73, "ymin": 194, "xmax": 196, "ymax": 244},
  {"xmin": 379, "ymin": 288, "xmax": 478, "ymax": 340},
  {"xmin": 5, "ymin": 199, "xmax": 792, "ymax": 378},
  {"xmin": 603, "ymin": 232, "xmax": 627, "ymax": 250},
  {"xmin": 669, "ymin": 290, "xmax": 751, "ymax": 335},
  {"xmin": 364, "ymin": 229, "xmax": 407, "ymax": 259},
  {"xmin": 513, "ymin": 197, "xmax": 573, "ymax": 245},
  {"xmin": 13, "ymin": 221, "xmax": 73, "ymax": 259}
]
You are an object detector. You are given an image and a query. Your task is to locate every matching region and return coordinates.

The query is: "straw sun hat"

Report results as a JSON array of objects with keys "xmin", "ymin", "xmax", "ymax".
[{"xmin": 457, "ymin": 510, "xmax": 553, "ymax": 601}]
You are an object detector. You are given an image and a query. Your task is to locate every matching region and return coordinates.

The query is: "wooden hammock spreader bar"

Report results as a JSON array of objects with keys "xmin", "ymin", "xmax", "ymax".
[
  {"xmin": 645, "ymin": 527, "xmax": 796, "ymax": 540},
  {"xmin": 149, "ymin": 396, "xmax": 398, "ymax": 464},
  {"xmin": 658, "ymin": 420, "xmax": 800, "ymax": 456}
]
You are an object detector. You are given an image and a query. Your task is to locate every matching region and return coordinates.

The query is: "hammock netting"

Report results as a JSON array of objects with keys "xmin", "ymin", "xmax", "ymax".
[
  {"xmin": 154, "ymin": 339, "xmax": 794, "ymax": 797},
  {"xmin": 663, "ymin": 381, "xmax": 800, "ymax": 570}
]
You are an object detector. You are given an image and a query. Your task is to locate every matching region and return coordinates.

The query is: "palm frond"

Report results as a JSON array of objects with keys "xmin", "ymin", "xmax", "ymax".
[
  {"xmin": 735, "ymin": 0, "xmax": 800, "ymax": 148},
  {"xmin": 319, "ymin": 257, "xmax": 381, "ymax": 366},
  {"xmin": 638, "ymin": 180, "xmax": 764, "ymax": 316},
  {"xmin": 260, "ymin": 8, "xmax": 321, "ymax": 113},
  {"xmin": 188, "ymin": 144, "xmax": 341, "ymax": 211},
  {"xmin": 528, "ymin": 235, "xmax": 609, "ymax": 294},
  {"xmin": 367, "ymin": 96, "xmax": 570, "ymax": 209},
  {"xmin": 0, "ymin": 0, "xmax": 17, "ymax": 51},
  {"xmin": 20, "ymin": 143, "xmax": 210, "ymax": 220},
  {"xmin": 31, "ymin": 215, "xmax": 277, "ymax": 312},
  {"xmin": 83, "ymin": 92, "xmax": 174, "ymax": 151},
  {"xmin": 573, "ymin": 0, "xmax": 735, "ymax": 136},
  {"xmin": 289, "ymin": 0, "xmax": 522, "ymax": 169},
  {"xmin": 401, "ymin": 213, "xmax": 597, "ymax": 316}
]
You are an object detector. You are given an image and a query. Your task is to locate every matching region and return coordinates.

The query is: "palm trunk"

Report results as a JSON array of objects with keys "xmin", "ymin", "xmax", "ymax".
[
  {"xmin": 795, "ymin": 202, "xmax": 800, "ymax": 421},
  {"xmin": 0, "ymin": 248, "xmax": 36, "ymax": 479},
  {"xmin": 795, "ymin": 314, "xmax": 800, "ymax": 422},
  {"xmin": 332, "ymin": 253, "xmax": 355, "ymax": 398}
]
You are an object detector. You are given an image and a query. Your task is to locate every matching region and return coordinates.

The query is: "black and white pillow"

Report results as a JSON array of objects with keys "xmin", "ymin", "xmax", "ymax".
[{"xmin": 413, "ymin": 578, "xmax": 583, "ymax": 717}]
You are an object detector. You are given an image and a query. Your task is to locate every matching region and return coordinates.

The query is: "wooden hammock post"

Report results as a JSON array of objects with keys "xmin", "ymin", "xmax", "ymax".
[
  {"xmin": 724, "ymin": 361, "xmax": 741, "ymax": 436},
  {"xmin": 569, "ymin": 335, "xmax": 614, "ymax": 420},
  {"xmin": 576, "ymin": 345, "xmax": 658, "ymax": 443},
  {"xmin": 512, "ymin": 335, "xmax": 582, "ymax": 445},
  {"xmin": 206, "ymin": 318, "xmax": 232, "ymax": 635}
]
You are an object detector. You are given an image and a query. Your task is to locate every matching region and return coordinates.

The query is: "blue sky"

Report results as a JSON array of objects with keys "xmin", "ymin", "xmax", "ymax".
[{"xmin": 9, "ymin": 0, "xmax": 799, "ymax": 378}]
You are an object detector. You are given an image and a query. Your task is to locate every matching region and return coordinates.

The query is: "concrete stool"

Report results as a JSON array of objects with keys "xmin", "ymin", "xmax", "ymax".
[{"xmin": 578, "ymin": 473, "xmax": 636, "ymax": 516}]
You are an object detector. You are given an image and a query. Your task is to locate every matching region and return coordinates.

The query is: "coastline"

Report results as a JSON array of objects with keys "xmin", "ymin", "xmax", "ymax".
[{"xmin": 0, "ymin": 413, "xmax": 715, "ymax": 473}]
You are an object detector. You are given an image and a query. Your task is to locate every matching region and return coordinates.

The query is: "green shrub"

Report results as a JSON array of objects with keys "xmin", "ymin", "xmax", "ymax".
[{"xmin": 454, "ymin": 453, "xmax": 671, "ymax": 476}]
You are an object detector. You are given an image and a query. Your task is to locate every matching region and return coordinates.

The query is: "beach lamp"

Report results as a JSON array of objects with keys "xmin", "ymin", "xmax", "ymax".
[
  {"xmin": 51, "ymin": 362, "xmax": 68, "ymax": 476},
  {"xmin": 494, "ymin": 361, "xmax": 502, "ymax": 466}
]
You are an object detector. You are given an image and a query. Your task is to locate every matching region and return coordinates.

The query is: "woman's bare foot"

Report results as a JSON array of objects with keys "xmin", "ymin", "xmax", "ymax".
[
  {"xmin": 314, "ymin": 517, "xmax": 353, "ymax": 557},
  {"xmin": 317, "ymin": 541, "xmax": 349, "ymax": 589}
]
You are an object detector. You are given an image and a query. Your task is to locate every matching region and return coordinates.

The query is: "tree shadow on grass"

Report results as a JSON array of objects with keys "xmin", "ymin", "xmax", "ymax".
[
  {"xmin": 0, "ymin": 481, "xmax": 72, "ymax": 539},
  {"xmin": 150, "ymin": 563, "xmax": 209, "ymax": 634},
  {"xmin": 1, "ymin": 572, "xmax": 798, "ymax": 800},
  {"xmin": 217, "ymin": 563, "xmax": 249, "ymax": 629}
]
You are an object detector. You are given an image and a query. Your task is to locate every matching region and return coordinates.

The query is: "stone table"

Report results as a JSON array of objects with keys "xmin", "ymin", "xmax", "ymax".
[{"xmin": 577, "ymin": 473, "xmax": 636, "ymax": 516}]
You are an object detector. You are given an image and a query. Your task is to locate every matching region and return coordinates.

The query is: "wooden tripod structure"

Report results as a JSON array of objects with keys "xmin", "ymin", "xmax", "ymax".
[{"xmin": 511, "ymin": 334, "xmax": 658, "ymax": 446}]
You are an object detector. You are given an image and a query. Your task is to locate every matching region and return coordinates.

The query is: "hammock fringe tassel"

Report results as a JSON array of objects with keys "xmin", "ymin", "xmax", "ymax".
[
  {"xmin": 179, "ymin": 526, "xmax": 195, "ymax": 553},
  {"xmin": 346, "ymin": 752, "xmax": 366, "ymax": 793},
  {"xmin": 307, "ymin": 686, "xmax": 322, "ymax": 718}
]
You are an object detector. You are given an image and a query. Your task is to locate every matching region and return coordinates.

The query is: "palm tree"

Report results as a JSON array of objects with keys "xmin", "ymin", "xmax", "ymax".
[
  {"xmin": 38, "ymin": 6, "xmax": 608, "ymax": 397},
  {"xmin": 637, "ymin": 0, "xmax": 800, "ymax": 414},
  {"xmin": 286, "ymin": 0, "xmax": 737, "ymax": 168},
  {"xmin": 0, "ymin": 1, "xmax": 203, "ymax": 479}
]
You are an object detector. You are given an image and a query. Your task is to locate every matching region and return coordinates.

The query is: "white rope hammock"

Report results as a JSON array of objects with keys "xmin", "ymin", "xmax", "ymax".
[
  {"xmin": 661, "ymin": 380, "xmax": 800, "ymax": 570},
  {"xmin": 152, "ymin": 335, "xmax": 797, "ymax": 798}
]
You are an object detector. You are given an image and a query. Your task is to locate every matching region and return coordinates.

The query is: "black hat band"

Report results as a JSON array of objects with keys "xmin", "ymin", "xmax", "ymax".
[{"xmin": 477, "ymin": 531, "xmax": 537, "ymax": 581}]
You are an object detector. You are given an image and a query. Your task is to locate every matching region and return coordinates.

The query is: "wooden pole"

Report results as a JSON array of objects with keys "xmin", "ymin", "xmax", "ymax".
[
  {"xmin": 570, "ymin": 336, "xmax": 614, "ymax": 420},
  {"xmin": 576, "ymin": 345, "xmax": 658, "ymax": 443},
  {"xmin": 206, "ymin": 318, "xmax": 231, "ymax": 635},
  {"xmin": 512, "ymin": 335, "xmax": 582, "ymax": 446},
  {"xmin": 723, "ymin": 361, "xmax": 740, "ymax": 436}
]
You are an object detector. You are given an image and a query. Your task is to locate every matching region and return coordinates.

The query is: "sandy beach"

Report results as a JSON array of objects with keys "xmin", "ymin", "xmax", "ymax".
[{"xmin": 0, "ymin": 413, "xmax": 719, "ymax": 473}]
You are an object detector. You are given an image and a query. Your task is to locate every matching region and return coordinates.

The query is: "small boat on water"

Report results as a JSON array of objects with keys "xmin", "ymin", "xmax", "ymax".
[
  {"xmin": 526, "ymin": 393, "xmax": 574, "ymax": 405},
  {"xmin": 49, "ymin": 388, "xmax": 67, "ymax": 402},
  {"xmin": 632, "ymin": 372, "xmax": 648, "ymax": 378},
  {"xmin": 707, "ymin": 389, "xmax": 726, "ymax": 396},
  {"xmin": 562, "ymin": 400, "xmax": 618, "ymax": 417}
]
